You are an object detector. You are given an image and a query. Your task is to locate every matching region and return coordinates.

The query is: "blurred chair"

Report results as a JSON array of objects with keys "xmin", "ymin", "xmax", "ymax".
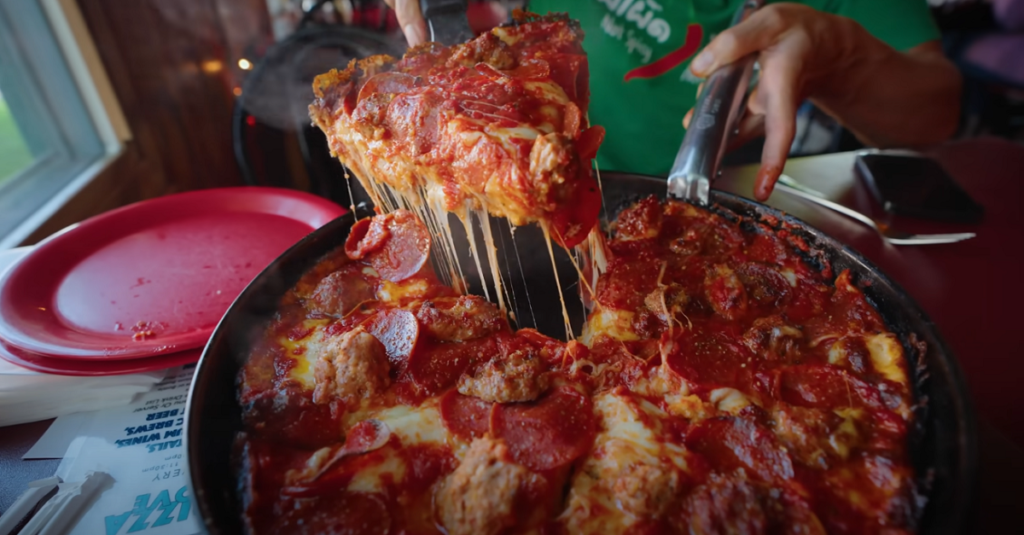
[{"xmin": 232, "ymin": 1, "xmax": 403, "ymax": 207}]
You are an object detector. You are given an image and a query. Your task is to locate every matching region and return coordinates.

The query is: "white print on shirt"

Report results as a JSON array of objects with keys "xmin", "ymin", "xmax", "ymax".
[
  {"xmin": 600, "ymin": 14, "xmax": 655, "ymax": 63},
  {"xmin": 595, "ymin": 0, "xmax": 672, "ymax": 43},
  {"xmin": 626, "ymin": 30, "xmax": 654, "ymax": 63}
]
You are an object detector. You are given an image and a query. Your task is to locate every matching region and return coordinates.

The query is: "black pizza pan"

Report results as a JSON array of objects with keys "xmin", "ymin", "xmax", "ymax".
[{"xmin": 185, "ymin": 172, "xmax": 977, "ymax": 534}]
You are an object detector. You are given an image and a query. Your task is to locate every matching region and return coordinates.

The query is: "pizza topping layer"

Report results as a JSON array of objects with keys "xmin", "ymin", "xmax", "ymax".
[
  {"xmin": 456, "ymin": 344, "xmax": 548, "ymax": 403},
  {"xmin": 235, "ymin": 200, "xmax": 919, "ymax": 534},
  {"xmin": 311, "ymin": 326, "xmax": 390, "ymax": 405},
  {"xmin": 436, "ymin": 436, "xmax": 527, "ymax": 535}
]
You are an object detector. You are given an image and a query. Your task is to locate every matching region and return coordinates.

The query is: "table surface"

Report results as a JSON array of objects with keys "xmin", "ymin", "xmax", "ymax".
[{"xmin": 2, "ymin": 137, "xmax": 1023, "ymax": 529}]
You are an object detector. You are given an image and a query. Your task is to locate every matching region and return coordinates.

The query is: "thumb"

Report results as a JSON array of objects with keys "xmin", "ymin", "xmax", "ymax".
[
  {"xmin": 393, "ymin": 0, "xmax": 428, "ymax": 46},
  {"xmin": 689, "ymin": 8, "xmax": 783, "ymax": 78}
]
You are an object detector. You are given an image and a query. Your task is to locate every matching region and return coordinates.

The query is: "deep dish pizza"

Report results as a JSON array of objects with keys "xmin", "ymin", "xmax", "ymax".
[
  {"xmin": 235, "ymin": 199, "xmax": 921, "ymax": 534},
  {"xmin": 308, "ymin": 11, "xmax": 605, "ymax": 250}
]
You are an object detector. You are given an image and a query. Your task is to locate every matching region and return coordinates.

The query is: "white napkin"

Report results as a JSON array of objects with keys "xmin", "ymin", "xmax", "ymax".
[
  {"xmin": 0, "ymin": 357, "xmax": 166, "ymax": 427},
  {"xmin": 0, "ymin": 247, "xmax": 166, "ymax": 427}
]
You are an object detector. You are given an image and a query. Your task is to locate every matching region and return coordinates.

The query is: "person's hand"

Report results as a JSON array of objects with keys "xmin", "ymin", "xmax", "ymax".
[
  {"xmin": 383, "ymin": 1, "xmax": 507, "ymax": 47},
  {"xmin": 686, "ymin": 3, "xmax": 893, "ymax": 201},
  {"xmin": 383, "ymin": 0, "xmax": 428, "ymax": 46}
]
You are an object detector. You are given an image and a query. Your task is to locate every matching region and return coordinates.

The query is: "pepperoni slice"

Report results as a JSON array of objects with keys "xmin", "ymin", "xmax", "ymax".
[
  {"xmin": 550, "ymin": 171, "xmax": 601, "ymax": 249},
  {"xmin": 665, "ymin": 326, "xmax": 755, "ymax": 390},
  {"xmin": 308, "ymin": 266, "xmax": 376, "ymax": 317},
  {"xmin": 439, "ymin": 389, "xmax": 493, "ymax": 441},
  {"xmin": 345, "ymin": 217, "xmax": 388, "ymax": 260},
  {"xmin": 364, "ymin": 309, "xmax": 420, "ymax": 368},
  {"xmin": 282, "ymin": 419, "xmax": 392, "ymax": 497},
  {"xmin": 408, "ymin": 336, "xmax": 495, "ymax": 394},
  {"xmin": 309, "ymin": 420, "xmax": 391, "ymax": 481},
  {"xmin": 779, "ymin": 364, "xmax": 884, "ymax": 410},
  {"xmin": 546, "ymin": 53, "xmax": 586, "ymax": 105},
  {"xmin": 388, "ymin": 90, "xmax": 450, "ymax": 155},
  {"xmin": 685, "ymin": 416, "xmax": 794, "ymax": 484},
  {"xmin": 357, "ymin": 72, "xmax": 417, "ymax": 103},
  {"xmin": 576, "ymin": 125, "xmax": 605, "ymax": 161},
  {"xmin": 346, "ymin": 211, "xmax": 431, "ymax": 281},
  {"xmin": 370, "ymin": 210, "xmax": 432, "ymax": 282},
  {"xmin": 490, "ymin": 386, "xmax": 596, "ymax": 471}
]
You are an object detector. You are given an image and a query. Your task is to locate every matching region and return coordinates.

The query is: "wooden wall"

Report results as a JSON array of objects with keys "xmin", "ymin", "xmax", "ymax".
[{"xmin": 24, "ymin": 0, "xmax": 275, "ymax": 243}]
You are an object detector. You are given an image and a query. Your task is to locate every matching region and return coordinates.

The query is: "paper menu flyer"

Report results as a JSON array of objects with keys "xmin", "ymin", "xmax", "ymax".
[{"xmin": 55, "ymin": 365, "xmax": 202, "ymax": 535}]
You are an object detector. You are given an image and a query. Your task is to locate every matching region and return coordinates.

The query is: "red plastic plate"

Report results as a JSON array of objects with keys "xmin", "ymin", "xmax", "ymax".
[
  {"xmin": 0, "ymin": 187, "xmax": 344, "ymax": 359},
  {"xmin": 0, "ymin": 338, "xmax": 201, "ymax": 376}
]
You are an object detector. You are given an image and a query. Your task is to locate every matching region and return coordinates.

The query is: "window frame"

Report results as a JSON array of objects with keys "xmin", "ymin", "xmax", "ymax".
[{"xmin": 0, "ymin": 0, "xmax": 127, "ymax": 247}]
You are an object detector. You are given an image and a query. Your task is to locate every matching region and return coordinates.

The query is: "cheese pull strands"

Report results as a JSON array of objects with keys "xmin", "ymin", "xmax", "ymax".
[
  {"xmin": 457, "ymin": 207, "xmax": 493, "ymax": 305},
  {"xmin": 478, "ymin": 208, "xmax": 510, "ymax": 319},
  {"xmin": 542, "ymin": 222, "xmax": 577, "ymax": 341},
  {"xmin": 307, "ymin": 11, "xmax": 610, "ymax": 341},
  {"xmin": 430, "ymin": 195, "xmax": 469, "ymax": 294},
  {"xmin": 341, "ymin": 161, "xmax": 587, "ymax": 339},
  {"xmin": 495, "ymin": 219, "xmax": 525, "ymax": 327},
  {"xmin": 506, "ymin": 219, "xmax": 538, "ymax": 330},
  {"xmin": 343, "ymin": 168, "xmax": 357, "ymax": 216}
]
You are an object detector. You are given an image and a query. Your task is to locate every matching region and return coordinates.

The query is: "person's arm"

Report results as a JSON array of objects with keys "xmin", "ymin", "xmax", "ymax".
[{"xmin": 689, "ymin": 3, "xmax": 962, "ymax": 201}]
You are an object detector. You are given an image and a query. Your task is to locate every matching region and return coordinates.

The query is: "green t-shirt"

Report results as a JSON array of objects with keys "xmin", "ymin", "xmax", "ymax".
[{"xmin": 528, "ymin": 0, "xmax": 941, "ymax": 176}]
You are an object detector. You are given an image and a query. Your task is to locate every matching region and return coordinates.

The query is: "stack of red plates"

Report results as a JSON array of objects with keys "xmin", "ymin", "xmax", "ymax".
[{"xmin": 0, "ymin": 188, "xmax": 345, "ymax": 376}]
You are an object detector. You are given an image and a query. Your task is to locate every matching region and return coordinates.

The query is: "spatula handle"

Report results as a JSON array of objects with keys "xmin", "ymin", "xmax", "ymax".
[
  {"xmin": 668, "ymin": 0, "xmax": 763, "ymax": 205},
  {"xmin": 420, "ymin": 0, "xmax": 474, "ymax": 45}
]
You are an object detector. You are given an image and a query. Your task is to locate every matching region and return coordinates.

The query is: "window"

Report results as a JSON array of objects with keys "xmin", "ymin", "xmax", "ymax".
[
  {"xmin": 0, "ymin": 89, "xmax": 33, "ymax": 184},
  {"xmin": 0, "ymin": 0, "xmax": 125, "ymax": 244}
]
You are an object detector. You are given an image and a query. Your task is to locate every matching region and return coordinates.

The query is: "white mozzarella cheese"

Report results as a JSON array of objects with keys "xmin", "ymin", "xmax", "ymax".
[
  {"xmin": 864, "ymin": 333, "xmax": 907, "ymax": 385},
  {"xmin": 580, "ymin": 307, "xmax": 639, "ymax": 344},
  {"xmin": 560, "ymin": 392, "xmax": 690, "ymax": 533}
]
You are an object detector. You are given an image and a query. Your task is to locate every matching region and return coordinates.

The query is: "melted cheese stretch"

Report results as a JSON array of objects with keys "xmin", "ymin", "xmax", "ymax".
[
  {"xmin": 323, "ymin": 75, "xmax": 606, "ymax": 340},
  {"xmin": 542, "ymin": 223, "xmax": 576, "ymax": 341},
  {"xmin": 346, "ymin": 170, "xmax": 586, "ymax": 340}
]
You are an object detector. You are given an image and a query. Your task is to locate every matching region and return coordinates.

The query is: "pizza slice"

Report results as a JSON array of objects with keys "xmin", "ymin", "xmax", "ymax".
[{"xmin": 309, "ymin": 11, "xmax": 605, "ymax": 249}]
